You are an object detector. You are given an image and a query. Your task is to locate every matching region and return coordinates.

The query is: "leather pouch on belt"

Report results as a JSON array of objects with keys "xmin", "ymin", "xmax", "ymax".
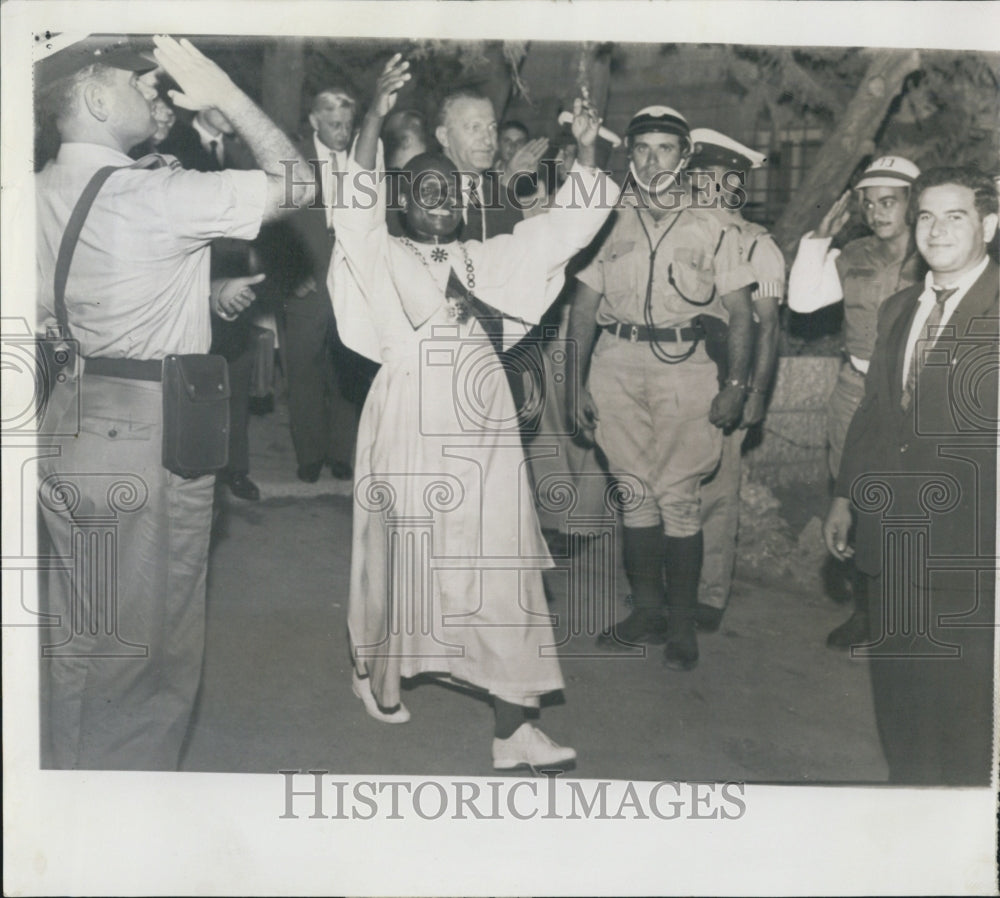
[{"xmin": 161, "ymin": 353, "xmax": 230, "ymax": 479}]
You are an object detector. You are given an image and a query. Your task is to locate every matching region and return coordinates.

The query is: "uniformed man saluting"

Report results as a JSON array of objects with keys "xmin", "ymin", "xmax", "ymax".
[
  {"xmin": 788, "ymin": 155, "xmax": 923, "ymax": 648},
  {"xmin": 34, "ymin": 35, "xmax": 315, "ymax": 769},
  {"xmin": 568, "ymin": 106, "xmax": 755, "ymax": 670}
]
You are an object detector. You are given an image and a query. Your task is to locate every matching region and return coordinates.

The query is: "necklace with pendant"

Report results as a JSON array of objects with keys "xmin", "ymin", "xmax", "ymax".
[{"xmin": 398, "ymin": 237, "xmax": 476, "ymax": 321}]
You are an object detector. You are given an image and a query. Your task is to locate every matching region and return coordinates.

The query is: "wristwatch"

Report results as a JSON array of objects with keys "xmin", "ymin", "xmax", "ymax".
[{"xmin": 725, "ymin": 377, "xmax": 747, "ymax": 392}]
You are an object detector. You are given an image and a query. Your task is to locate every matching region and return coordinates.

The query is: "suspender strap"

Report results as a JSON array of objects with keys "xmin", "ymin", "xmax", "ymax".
[
  {"xmin": 52, "ymin": 154, "xmax": 170, "ymax": 335},
  {"xmin": 53, "ymin": 165, "xmax": 121, "ymax": 333}
]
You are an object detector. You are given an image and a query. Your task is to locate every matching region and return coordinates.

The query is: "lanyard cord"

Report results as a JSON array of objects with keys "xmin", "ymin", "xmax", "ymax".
[{"xmin": 634, "ymin": 207, "xmax": 701, "ymax": 364}]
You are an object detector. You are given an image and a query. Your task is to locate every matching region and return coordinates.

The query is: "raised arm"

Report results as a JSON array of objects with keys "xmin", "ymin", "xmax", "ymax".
[
  {"xmin": 787, "ymin": 191, "xmax": 851, "ymax": 312},
  {"xmin": 355, "ymin": 53, "xmax": 411, "ymax": 171},
  {"xmin": 153, "ymin": 35, "xmax": 314, "ymax": 221}
]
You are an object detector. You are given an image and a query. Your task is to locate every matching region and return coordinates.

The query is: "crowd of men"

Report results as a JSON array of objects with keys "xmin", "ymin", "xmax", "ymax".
[{"xmin": 33, "ymin": 36, "xmax": 997, "ymax": 783}]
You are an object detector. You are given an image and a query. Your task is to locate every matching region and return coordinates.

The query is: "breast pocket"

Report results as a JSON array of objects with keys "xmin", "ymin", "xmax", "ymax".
[
  {"xmin": 602, "ymin": 240, "xmax": 638, "ymax": 306},
  {"xmin": 670, "ymin": 246, "xmax": 717, "ymax": 307}
]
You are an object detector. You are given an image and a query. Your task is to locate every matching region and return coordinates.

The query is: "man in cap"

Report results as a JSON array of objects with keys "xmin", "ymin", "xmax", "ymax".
[
  {"xmin": 569, "ymin": 106, "xmax": 756, "ymax": 670},
  {"xmin": 34, "ymin": 34, "xmax": 314, "ymax": 769},
  {"xmin": 788, "ymin": 155, "xmax": 923, "ymax": 648},
  {"xmin": 687, "ymin": 128, "xmax": 786, "ymax": 632}
]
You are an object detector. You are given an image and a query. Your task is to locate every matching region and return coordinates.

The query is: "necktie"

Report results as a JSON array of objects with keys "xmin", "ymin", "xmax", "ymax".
[
  {"xmin": 207, "ymin": 139, "xmax": 221, "ymax": 170},
  {"xmin": 466, "ymin": 183, "xmax": 486, "ymax": 241},
  {"xmin": 901, "ymin": 286, "xmax": 957, "ymax": 410}
]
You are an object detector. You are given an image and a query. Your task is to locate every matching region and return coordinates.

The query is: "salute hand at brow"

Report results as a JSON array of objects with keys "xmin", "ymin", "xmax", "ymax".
[
  {"xmin": 153, "ymin": 35, "xmax": 239, "ymax": 111},
  {"xmin": 814, "ymin": 190, "xmax": 852, "ymax": 240}
]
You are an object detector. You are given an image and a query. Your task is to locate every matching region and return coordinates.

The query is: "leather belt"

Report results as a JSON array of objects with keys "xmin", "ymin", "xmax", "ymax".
[
  {"xmin": 84, "ymin": 357, "xmax": 163, "ymax": 382},
  {"xmin": 602, "ymin": 321, "xmax": 702, "ymax": 343}
]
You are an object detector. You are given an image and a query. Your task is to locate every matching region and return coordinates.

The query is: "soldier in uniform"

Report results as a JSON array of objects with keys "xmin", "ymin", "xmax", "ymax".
[
  {"xmin": 788, "ymin": 156, "xmax": 923, "ymax": 647},
  {"xmin": 687, "ymin": 128, "xmax": 786, "ymax": 632},
  {"xmin": 34, "ymin": 35, "xmax": 314, "ymax": 769},
  {"xmin": 568, "ymin": 106, "xmax": 755, "ymax": 670}
]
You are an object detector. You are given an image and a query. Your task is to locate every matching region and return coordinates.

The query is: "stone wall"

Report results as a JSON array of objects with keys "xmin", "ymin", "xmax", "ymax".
[{"xmin": 744, "ymin": 356, "xmax": 840, "ymax": 488}]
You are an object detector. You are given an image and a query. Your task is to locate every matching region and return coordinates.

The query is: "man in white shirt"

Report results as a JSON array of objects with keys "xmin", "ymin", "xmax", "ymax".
[
  {"xmin": 266, "ymin": 87, "xmax": 374, "ymax": 483},
  {"xmin": 822, "ymin": 166, "xmax": 998, "ymax": 785},
  {"xmin": 787, "ymin": 155, "xmax": 924, "ymax": 648}
]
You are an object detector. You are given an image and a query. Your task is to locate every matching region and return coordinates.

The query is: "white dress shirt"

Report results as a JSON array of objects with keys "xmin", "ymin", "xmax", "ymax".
[
  {"xmin": 314, "ymin": 133, "xmax": 348, "ymax": 230},
  {"xmin": 901, "ymin": 254, "xmax": 990, "ymax": 389},
  {"xmin": 192, "ymin": 115, "xmax": 225, "ymax": 167}
]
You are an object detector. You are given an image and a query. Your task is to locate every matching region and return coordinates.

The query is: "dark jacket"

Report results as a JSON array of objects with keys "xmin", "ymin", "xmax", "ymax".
[{"xmin": 836, "ymin": 259, "xmax": 998, "ymax": 579}]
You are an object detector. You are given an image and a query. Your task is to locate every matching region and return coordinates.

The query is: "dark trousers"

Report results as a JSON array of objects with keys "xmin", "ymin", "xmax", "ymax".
[
  {"xmin": 865, "ymin": 572, "xmax": 995, "ymax": 786},
  {"xmin": 211, "ymin": 315, "xmax": 254, "ymax": 476},
  {"xmin": 283, "ymin": 288, "xmax": 367, "ymax": 469}
]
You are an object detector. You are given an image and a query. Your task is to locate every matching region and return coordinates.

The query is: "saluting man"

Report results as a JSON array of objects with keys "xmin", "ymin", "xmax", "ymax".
[{"xmin": 788, "ymin": 155, "xmax": 923, "ymax": 648}]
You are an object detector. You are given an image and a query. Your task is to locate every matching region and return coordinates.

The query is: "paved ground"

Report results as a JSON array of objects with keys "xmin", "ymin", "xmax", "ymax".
[{"xmin": 179, "ymin": 396, "xmax": 888, "ymax": 782}]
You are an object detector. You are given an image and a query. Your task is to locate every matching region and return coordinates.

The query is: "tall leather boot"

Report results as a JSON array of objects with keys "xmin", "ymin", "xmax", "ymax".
[
  {"xmin": 663, "ymin": 532, "xmax": 703, "ymax": 670},
  {"xmin": 596, "ymin": 525, "xmax": 667, "ymax": 649}
]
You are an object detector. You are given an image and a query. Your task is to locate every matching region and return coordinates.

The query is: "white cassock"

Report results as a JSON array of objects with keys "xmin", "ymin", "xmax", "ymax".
[{"xmin": 330, "ymin": 151, "xmax": 617, "ymax": 709}]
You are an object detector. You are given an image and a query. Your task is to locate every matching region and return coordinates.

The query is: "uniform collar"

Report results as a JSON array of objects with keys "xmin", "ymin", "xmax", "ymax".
[{"xmin": 55, "ymin": 142, "xmax": 135, "ymax": 169}]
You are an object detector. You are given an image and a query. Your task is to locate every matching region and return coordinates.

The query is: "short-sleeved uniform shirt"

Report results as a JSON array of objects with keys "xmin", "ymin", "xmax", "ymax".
[
  {"xmin": 718, "ymin": 209, "xmax": 786, "ymax": 304},
  {"xmin": 576, "ymin": 192, "xmax": 755, "ymax": 328},
  {"xmin": 36, "ymin": 142, "xmax": 268, "ymax": 359}
]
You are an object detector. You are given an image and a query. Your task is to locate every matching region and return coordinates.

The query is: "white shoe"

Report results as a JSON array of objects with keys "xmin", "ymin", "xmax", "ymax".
[
  {"xmin": 492, "ymin": 723, "xmax": 576, "ymax": 770},
  {"xmin": 352, "ymin": 672, "xmax": 411, "ymax": 724}
]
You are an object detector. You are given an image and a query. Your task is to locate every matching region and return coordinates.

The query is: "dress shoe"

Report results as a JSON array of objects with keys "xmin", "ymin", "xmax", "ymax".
[
  {"xmin": 595, "ymin": 606, "xmax": 668, "ymax": 650},
  {"xmin": 492, "ymin": 723, "xmax": 576, "ymax": 771},
  {"xmin": 826, "ymin": 609, "xmax": 870, "ymax": 649},
  {"xmin": 694, "ymin": 603, "xmax": 724, "ymax": 633},
  {"xmin": 297, "ymin": 461, "xmax": 323, "ymax": 483},
  {"xmin": 226, "ymin": 472, "xmax": 260, "ymax": 501},
  {"xmin": 328, "ymin": 460, "xmax": 354, "ymax": 480},
  {"xmin": 352, "ymin": 671, "xmax": 410, "ymax": 724}
]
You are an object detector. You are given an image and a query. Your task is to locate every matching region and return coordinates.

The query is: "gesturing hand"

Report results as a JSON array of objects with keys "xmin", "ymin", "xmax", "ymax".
[
  {"xmin": 570, "ymin": 97, "xmax": 601, "ymax": 149},
  {"xmin": 371, "ymin": 53, "xmax": 411, "ymax": 119},
  {"xmin": 815, "ymin": 190, "xmax": 852, "ymax": 240},
  {"xmin": 503, "ymin": 137, "xmax": 549, "ymax": 184},
  {"xmin": 153, "ymin": 35, "xmax": 239, "ymax": 112},
  {"xmin": 212, "ymin": 273, "xmax": 265, "ymax": 321}
]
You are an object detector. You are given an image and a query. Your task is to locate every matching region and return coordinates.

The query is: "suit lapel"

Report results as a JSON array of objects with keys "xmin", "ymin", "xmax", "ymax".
[
  {"xmin": 884, "ymin": 286, "xmax": 923, "ymax": 409},
  {"xmin": 942, "ymin": 260, "xmax": 1000, "ymax": 341}
]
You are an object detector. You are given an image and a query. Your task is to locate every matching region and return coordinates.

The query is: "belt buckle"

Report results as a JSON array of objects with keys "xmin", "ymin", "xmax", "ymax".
[
  {"xmin": 669, "ymin": 326, "xmax": 681, "ymax": 342},
  {"xmin": 629, "ymin": 325, "xmax": 639, "ymax": 343}
]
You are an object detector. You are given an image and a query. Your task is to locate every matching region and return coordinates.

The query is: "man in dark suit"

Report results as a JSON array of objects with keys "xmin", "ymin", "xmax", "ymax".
[
  {"xmin": 261, "ymin": 87, "xmax": 374, "ymax": 482},
  {"xmin": 157, "ymin": 109, "xmax": 262, "ymax": 501},
  {"xmin": 823, "ymin": 166, "xmax": 998, "ymax": 786},
  {"xmin": 434, "ymin": 89, "xmax": 546, "ymax": 433}
]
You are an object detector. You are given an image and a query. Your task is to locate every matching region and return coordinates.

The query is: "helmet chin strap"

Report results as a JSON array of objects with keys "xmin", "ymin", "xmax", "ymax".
[{"xmin": 629, "ymin": 161, "xmax": 681, "ymax": 195}]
